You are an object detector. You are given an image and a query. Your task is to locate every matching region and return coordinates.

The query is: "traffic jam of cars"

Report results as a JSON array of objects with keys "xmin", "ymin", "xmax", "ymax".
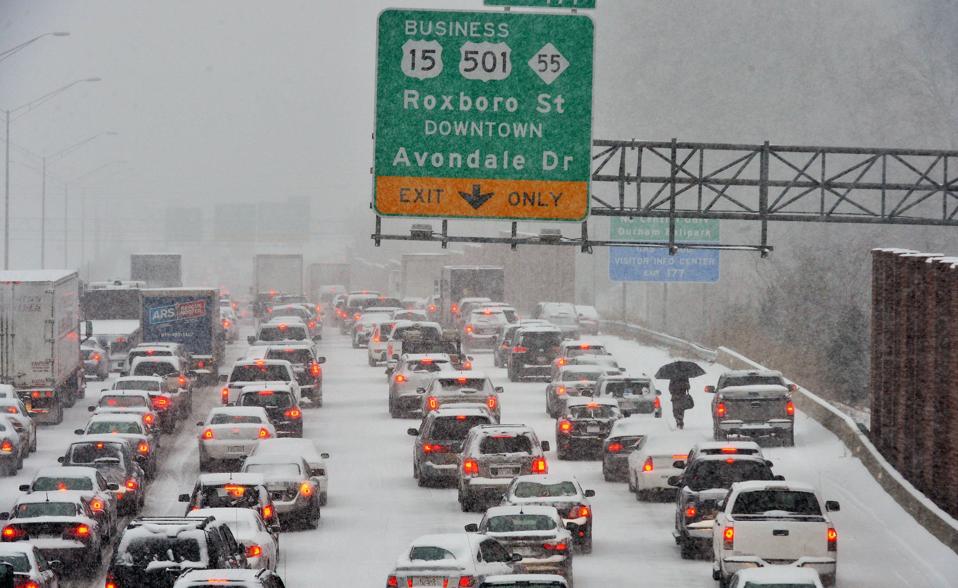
[{"xmin": 0, "ymin": 270, "xmax": 842, "ymax": 588}]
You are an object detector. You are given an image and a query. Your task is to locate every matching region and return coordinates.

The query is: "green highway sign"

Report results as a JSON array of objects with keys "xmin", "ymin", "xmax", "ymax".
[
  {"xmin": 611, "ymin": 217, "xmax": 720, "ymax": 243},
  {"xmin": 484, "ymin": 0, "xmax": 597, "ymax": 8},
  {"xmin": 374, "ymin": 9, "xmax": 595, "ymax": 221}
]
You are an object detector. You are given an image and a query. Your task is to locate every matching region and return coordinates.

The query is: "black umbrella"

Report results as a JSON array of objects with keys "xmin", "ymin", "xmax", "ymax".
[{"xmin": 655, "ymin": 360, "xmax": 706, "ymax": 380}]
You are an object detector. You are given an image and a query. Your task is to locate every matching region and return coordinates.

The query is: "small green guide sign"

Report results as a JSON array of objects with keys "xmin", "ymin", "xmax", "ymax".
[
  {"xmin": 374, "ymin": 9, "xmax": 595, "ymax": 221},
  {"xmin": 610, "ymin": 217, "xmax": 720, "ymax": 243},
  {"xmin": 485, "ymin": 0, "xmax": 597, "ymax": 8}
]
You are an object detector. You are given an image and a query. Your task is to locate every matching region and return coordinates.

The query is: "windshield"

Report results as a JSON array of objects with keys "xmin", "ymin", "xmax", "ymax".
[
  {"xmin": 210, "ymin": 413, "xmax": 265, "ymax": 425},
  {"xmin": 198, "ymin": 485, "xmax": 260, "ymax": 509},
  {"xmin": 245, "ymin": 462, "xmax": 302, "ymax": 477},
  {"xmin": 568, "ymin": 405, "xmax": 619, "ymax": 419},
  {"xmin": 240, "ymin": 391, "xmax": 293, "ymax": 409},
  {"xmin": 87, "ymin": 421, "xmax": 142, "ymax": 435},
  {"xmin": 604, "ymin": 381, "xmax": 652, "ymax": 397},
  {"xmin": 32, "ymin": 476, "xmax": 94, "ymax": 491},
  {"xmin": 133, "ymin": 362, "xmax": 177, "ymax": 376},
  {"xmin": 479, "ymin": 435, "xmax": 533, "ymax": 455},
  {"xmin": 258, "ymin": 326, "xmax": 307, "ymax": 341},
  {"xmin": 731, "ymin": 490, "xmax": 822, "ymax": 516},
  {"xmin": 100, "ymin": 395, "xmax": 149, "ymax": 408},
  {"xmin": 15, "ymin": 502, "xmax": 79, "ymax": 518},
  {"xmin": 512, "ymin": 481, "xmax": 578, "ymax": 498},
  {"xmin": 230, "ymin": 365, "xmax": 290, "ymax": 382},
  {"xmin": 0, "ymin": 554, "xmax": 30, "ymax": 573},
  {"xmin": 114, "ymin": 380, "xmax": 161, "ymax": 392},
  {"xmin": 118, "ymin": 536, "xmax": 201, "ymax": 567},
  {"xmin": 430, "ymin": 416, "xmax": 490, "ymax": 440},
  {"xmin": 686, "ymin": 461, "xmax": 774, "ymax": 491},
  {"xmin": 486, "ymin": 514, "xmax": 556, "ymax": 533},
  {"xmin": 265, "ymin": 349, "xmax": 314, "ymax": 365}
]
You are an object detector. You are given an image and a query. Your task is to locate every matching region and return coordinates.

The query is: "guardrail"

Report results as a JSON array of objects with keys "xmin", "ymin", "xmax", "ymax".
[{"xmin": 601, "ymin": 318, "xmax": 958, "ymax": 555}]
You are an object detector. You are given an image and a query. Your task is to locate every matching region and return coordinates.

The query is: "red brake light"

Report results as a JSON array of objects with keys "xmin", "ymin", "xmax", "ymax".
[
  {"xmin": 654, "ymin": 396, "xmax": 661, "ymax": 409},
  {"xmin": 486, "ymin": 396, "xmax": 497, "ymax": 411},
  {"xmin": 579, "ymin": 344, "xmax": 590, "ymax": 350},
  {"xmin": 261, "ymin": 504, "xmax": 274, "ymax": 520},
  {"xmin": 569, "ymin": 504, "xmax": 590, "ymax": 518},
  {"xmin": 257, "ymin": 389, "xmax": 274, "ymax": 396},
  {"xmin": 531, "ymin": 457, "xmax": 548, "ymax": 474},
  {"xmin": 90, "ymin": 499, "xmax": 104, "ymax": 512},
  {"xmin": 245, "ymin": 544, "xmax": 263, "ymax": 558},
  {"xmin": 456, "ymin": 377, "xmax": 468, "ymax": 384},
  {"xmin": 428, "ymin": 304, "xmax": 437, "ymax": 312},
  {"xmin": 22, "ymin": 580, "xmax": 40, "ymax": 588},
  {"xmin": 465, "ymin": 324, "xmax": 474, "ymax": 334},
  {"xmin": 423, "ymin": 443, "xmax": 447, "ymax": 454},
  {"xmin": 284, "ymin": 408, "xmax": 302, "ymax": 419},
  {"xmin": 106, "ymin": 580, "xmax": 117, "ymax": 588},
  {"xmin": 202, "ymin": 428, "xmax": 214, "ymax": 440},
  {"xmin": 137, "ymin": 441, "xmax": 150, "ymax": 454},
  {"xmin": 197, "ymin": 360, "xmax": 206, "ymax": 369},
  {"xmin": 462, "ymin": 458, "xmax": 479, "ymax": 476},
  {"xmin": 512, "ymin": 346, "xmax": 528, "ymax": 353},
  {"xmin": 458, "ymin": 576, "xmax": 476, "ymax": 587},
  {"xmin": 426, "ymin": 396, "xmax": 439, "ymax": 411},
  {"xmin": 558, "ymin": 420, "xmax": 572, "ymax": 433},
  {"xmin": 152, "ymin": 396, "xmax": 170, "ymax": 409},
  {"xmin": 827, "ymin": 527, "xmax": 838, "ymax": 551},
  {"xmin": 451, "ymin": 304, "xmax": 459, "ymax": 313},
  {"xmin": 353, "ymin": 313, "xmax": 361, "ymax": 321},
  {"xmin": 91, "ymin": 353, "xmax": 101, "ymax": 361},
  {"xmin": 308, "ymin": 321, "xmax": 317, "ymax": 329},
  {"xmin": 462, "ymin": 360, "xmax": 473, "ymax": 370},
  {"xmin": 685, "ymin": 504, "xmax": 697, "ymax": 519},
  {"xmin": 556, "ymin": 386, "xmax": 567, "ymax": 396},
  {"xmin": 607, "ymin": 442, "xmax": 623, "ymax": 453},
  {"xmin": 720, "ymin": 447, "xmax": 738, "ymax": 454},
  {"xmin": 222, "ymin": 319, "xmax": 231, "ymax": 329},
  {"xmin": 73, "ymin": 524, "xmax": 91, "ymax": 538},
  {"xmin": 1, "ymin": 526, "xmax": 22, "ymax": 541},
  {"xmin": 394, "ymin": 374, "xmax": 407, "ymax": 383},
  {"xmin": 125, "ymin": 478, "xmax": 139, "ymax": 491},
  {"xmin": 299, "ymin": 481, "xmax": 313, "ymax": 497},
  {"xmin": 715, "ymin": 402, "xmax": 727, "ymax": 418},
  {"xmin": 258, "ymin": 427, "xmax": 271, "ymax": 439},
  {"xmin": 143, "ymin": 413, "xmax": 155, "ymax": 426},
  {"xmin": 786, "ymin": 400, "xmax": 795, "ymax": 416},
  {"xmin": 543, "ymin": 542, "xmax": 568, "ymax": 552},
  {"xmin": 221, "ymin": 387, "xmax": 230, "ymax": 404},
  {"xmin": 557, "ymin": 358, "xmax": 567, "ymax": 366},
  {"xmin": 642, "ymin": 457, "xmax": 654, "ymax": 472},
  {"xmin": 310, "ymin": 362, "xmax": 322, "ymax": 377},
  {"xmin": 0, "ymin": 440, "xmax": 13, "ymax": 453},
  {"xmin": 386, "ymin": 576, "xmax": 399, "ymax": 588},
  {"xmin": 723, "ymin": 526, "xmax": 735, "ymax": 549}
]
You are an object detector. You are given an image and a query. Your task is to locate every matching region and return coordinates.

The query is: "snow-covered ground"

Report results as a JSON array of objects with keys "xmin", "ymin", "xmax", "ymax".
[{"xmin": 2, "ymin": 326, "xmax": 957, "ymax": 587}]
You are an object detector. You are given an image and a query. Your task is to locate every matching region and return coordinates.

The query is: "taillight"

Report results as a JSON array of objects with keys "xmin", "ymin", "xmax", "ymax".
[
  {"xmin": 531, "ymin": 457, "xmax": 548, "ymax": 474},
  {"xmin": 353, "ymin": 313, "xmax": 361, "ymax": 321},
  {"xmin": 606, "ymin": 441, "xmax": 623, "ymax": 453},
  {"xmin": 462, "ymin": 458, "xmax": 479, "ymax": 476},
  {"xmin": 261, "ymin": 504, "xmax": 274, "ymax": 520},
  {"xmin": 246, "ymin": 544, "xmax": 262, "ymax": 558},
  {"xmin": 0, "ymin": 440, "xmax": 13, "ymax": 453},
  {"xmin": 125, "ymin": 478, "xmax": 139, "ymax": 491},
  {"xmin": 91, "ymin": 353, "xmax": 101, "ymax": 362},
  {"xmin": 426, "ymin": 396, "xmax": 439, "ymax": 411},
  {"xmin": 451, "ymin": 304, "xmax": 459, "ymax": 314},
  {"xmin": 654, "ymin": 396, "xmax": 661, "ymax": 410},
  {"xmin": 512, "ymin": 346, "xmax": 528, "ymax": 353},
  {"xmin": 258, "ymin": 427, "xmax": 272, "ymax": 439},
  {"xmin": 684, "ymin": 504, "xmax": 698, "ymax": 519},
  {"xmin": 178, "ymin": 375, "xmax": 187, "ymax": 388},
  {"xmin": 19, "ymin": 580, "xmax": 40, "ymax": 588},
  {"xmin": 394, "ymin": 374, "xmax": 407, "ymax": 383},
  {"xmin": 570, "ymin": 504, "xmax": 590, "ymax": 518},
  {"xmin": 1, "ymin": 525, "xmax": 23, "ymax": 541},
  {"xmin": 152, "ymin": 396, "xmax": 170, "ymax": 410},
  {"xmin": 299, "ymin": 481, "xmax": 313, "ymax": 497},
  {"xmin": 386, "ymin": 576, "xmax": 399, "ymax": 588},
  {"xmin": 105, "ymin": 578, "xmax": 118, "ymax": 588},
  {"xmin": 428, "ymin": 304, "xmax": 437, "ymax": 312},
  {"xmin": 786, "ymin": 400, "xmax": 795, "ymax": 416},
  {"xmin": 542, "ymin": 542, "xmax": 568, "ymax": 552},
  {"xmin": 465, "ymin": 324, "xmax": 474, "ymax": 334},
  {"xmin": 310, "ymin": 362, "xmax": 322, "ymax": 377},
  {"xmin": 221, "ymin": 387, "xmax": 230, "ymax": 404},
  {"xmin": 197, "ymin": 360, "xmax": 206, "ymax": 369},
  {"xmin": 827, "ymin": 527, "xmax": 838, "ymax": 551},
  {"xmin": 137, "ymin": 441, "xmax": 150, "ymax": 455},
  {"xmin": 556, "ymin": 386, "xmax": 567, "ymax": 396},
  {"xmin": 462, "ymin": 360, "xmax": 473, "ymax": 370},
  {"xmin": 284, "ymin": 408, "xmax": 302, "ymax": 419},
  {"xmin": 723, "ymin": 526, "xmax": 735, "ymax": 549},
  {"xmin": 642, "ymin": 457, "xmax": 654, "ymax": 472},
  {"xmin": 66, "ymin": 524, "xmax": 91, "ymax": 539},
  {"xmin": 202, "ymin": 428, "xmax": 214, "ymax": 440},
  {"xmin": 90, "ymin": 499, "xmax": 104, "ymax": 512},
  {"xmin": 423, "ymin": 443, "xmax": 448, "ymax": 454},
  {"xmin": 558, "ymin": 420, "xmax": 572, "ymax": 434},
  {"xmin": 142, "ymin": 413, "xmax": 155, "ymax": 426},
  {"xmin": 458, "ymin": 576, "xmax": 476, "ymax": 587},
  {"xmin": 308, "ymin": 321, "xmax": 317, "ymax": 329},
  {"xmin": 486, "ymin": 396, "xmax": 497, "ymax": 411},
  {"xmin": 222, "ymin": 319, "xmax": 231, "ymax": 329},
  {"xmin": 715, "ymin": 402, "xmax": 727, "ymax": 418},
  {"xmin": 372, "ymin": 335, "xmax": 380, "ymax": 343}
]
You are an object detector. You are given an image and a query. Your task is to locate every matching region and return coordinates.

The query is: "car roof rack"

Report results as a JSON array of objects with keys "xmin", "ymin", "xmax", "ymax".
[{"xmin": 127, "ymin": 515, "xmax": 215, "ymax": 529}]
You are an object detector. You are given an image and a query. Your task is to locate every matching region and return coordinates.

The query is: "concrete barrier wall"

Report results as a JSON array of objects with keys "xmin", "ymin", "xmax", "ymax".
[{"xmin": 600, "ymin": 319, "xmax": 958, "ymax": 555}]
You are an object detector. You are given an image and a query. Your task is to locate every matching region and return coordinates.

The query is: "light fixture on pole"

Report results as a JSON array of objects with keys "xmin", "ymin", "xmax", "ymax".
[{"xmin": 0, "ymin": 31, "xmax": 70, "ymax": 64}]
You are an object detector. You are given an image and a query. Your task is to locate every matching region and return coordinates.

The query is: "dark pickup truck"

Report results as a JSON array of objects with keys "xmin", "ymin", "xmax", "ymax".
[{"xmin": 706, "ymin": 370, "xmax": 797, "ymax": 446}]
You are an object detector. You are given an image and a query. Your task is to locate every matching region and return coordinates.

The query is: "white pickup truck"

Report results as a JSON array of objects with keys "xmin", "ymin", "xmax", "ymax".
[{"xmin": 712, "ymin": 480, "xmax": 840, "ymax": 587}]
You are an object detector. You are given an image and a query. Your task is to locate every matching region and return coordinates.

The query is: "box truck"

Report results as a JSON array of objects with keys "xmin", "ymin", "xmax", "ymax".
[
  {"xmin": 439, "ymin": 266, "xmax": 505, "ymax": 326},
  {"xmin": 252, "ymin": 254, "xmax": 304, "ymax": 317},
  {"xmin": 140, "ymin": 288, "xmax": 224, "ymax": 382}
]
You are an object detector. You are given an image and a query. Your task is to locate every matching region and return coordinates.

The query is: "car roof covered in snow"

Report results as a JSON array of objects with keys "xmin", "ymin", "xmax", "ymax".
[
  {"xmin": 484, "ymin": 504, "xmax": 561, "ymax": 519},
  {"xmin": 565, "ymin": 397, "xmax": 619, "ymax": 408},
  {"xmin": 197, "ymin": 473, "xmax": 266, "ymax": 486},
  {"xmin": 609, "ymin": 417, "xmax": 657, "ymax": 437}
]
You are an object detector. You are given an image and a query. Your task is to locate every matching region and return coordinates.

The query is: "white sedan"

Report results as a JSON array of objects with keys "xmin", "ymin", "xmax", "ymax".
[
  {"xmin": 197, "ymin": 406, "xmax": 276, "ymax": 471},
  {"xmin": 0, "ymin": 397, "xmax": 36, "ymax": 454},
  {"xmin": 627, "ymin": 425, "xmax": 702, "ymax": 500},
  {"xmin": 387, "ymin": 533, "xmax": 521, "ymax": 588},
  {"xmin": 188, "ymin": 507, "xmax": 279, "ymax": 571}
]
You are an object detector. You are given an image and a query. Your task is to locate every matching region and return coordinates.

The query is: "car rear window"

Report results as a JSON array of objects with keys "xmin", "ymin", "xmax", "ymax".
[
  {"xmin": 239, "ymin": 391, "xmax": 293, "ymax": 409},
  {"xmin": 210, "ymin": 414, "xmax": 265, "ymax": 425},
  {"xmin": 15, "ymin": 502, "xmax": 79, "ymax": 518},
  {"xmin": 731, "ymin": 490, "xmax": 822, "ymax": 516},
  {"xmin": 512, "ymin": 481, "xmax": 578, "ymax": 498},
  {"xmin": 486, "ymin": 514, "xmax": 556, "ymax": 532},
  {"xmin": 271, "ymin": 308, "xmax": 309, "ymax": 321},
  {"xmin": 119, "ymin": 536, "xmax": 202, "ymax": 566},
  {"xmin": 133, "ymin": 361, "xmax": 177, "ymax": 376},
  {"xmin": 429, "ymin": 416, "xmax": 491, "ymax": 440},
  {"xmin": 32, "ymin": 476, "xmax": 94, "ymax": 491},
  {"xmin": 129, "ymin": 350, "xmax": 172, "ymax": 361},
  {"xmin": 437, "ymin": 378, "xmax": 489, "ymax": 392},
  {"xmin": 519, "ymin": 332, "xmax": 562, "ymax": 348},
  {"xmin": 0, "ymin": 554, "xmax": 30, "ymax": 573},
  {"xmin": 604, "ymin": 381, "xmax": 652, "ymax": 397},
  {"xmin": 100, "ymin": 395, "xmax": 148, "ymax": 408},
  {"xmin": 70, "ymin": 443, "xmax": 123, "ymax": 464},
  {"xmin": 258, "ymin": 326, "xmax": 307, "ymax": 341},
  {"xmin": 198, "ymin": 485, "xmax": 260, "ymax": 509},
  {"xmin": 394, "ymin": 326, "xmax": 441, "ymax": 340},
  {"xmin": 87, "ymin": 421, "xmax": 142, "ymax": 435},
  {"xmin": 265, "ymin": 349, "xmax": 313, "ymax": 365},
  {"xmin": 114, "ymin": 380, "xmax": 161, "ymax": 392},
  {"xmin": 568, "ymin": 405, "xmax": 619, "ymax": 419},
  {"xmin": 409, "ymin": 546, "xmax": 455, "ymax": 561},
  {"xmin": 686, "ymin": 460, "xmax": 774, "ymax": 491},
  {"xmin": 408, "ymin": 359, "xmax": 449, "ymax": 372},
  {"xmin": 721, "ymin": 375, "xmax": 785, "ymax": 388},
  {"xmin": 566, "ymin": 346, "xmax": 608, "ymax": 357},
  {"xmin": 479, "ymin": 434, "xmax": 533, "ymax": 455},
  {"xmin": 561, "ymin": 371, "xmax": 603, "ymax": 382},
  {"xmin": 245, "ymin": 462, "xmax": 302, "ymax": 477},
  {"xmin": 230, "ymin": 365, "xmax": 290, "ymax": 382}
]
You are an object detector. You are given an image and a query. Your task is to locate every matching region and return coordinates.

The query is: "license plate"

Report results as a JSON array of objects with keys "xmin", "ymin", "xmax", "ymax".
[
  {"xmin": 493, "ymin": 467, "xmax": 518, "ymax": 477},
  {"xmin": 228, "ymin": 446, "xmax": 245, "ymax": 453},
  {"xmin": 411, "ymin": 578, "xmax": 443, "ymax": 587},
  {"xmin": 587, "ymin": 426, "xmax": 601, "ymax": 433},
  {"xmin": 537, "ymin": 355, "xmax": 547, "ymax": 363}
]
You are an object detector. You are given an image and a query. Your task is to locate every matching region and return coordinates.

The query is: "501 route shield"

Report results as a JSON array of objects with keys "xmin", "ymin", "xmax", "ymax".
[{"xmin": 373, "ymin": 9, "xmax": 594, "ymax": 221}]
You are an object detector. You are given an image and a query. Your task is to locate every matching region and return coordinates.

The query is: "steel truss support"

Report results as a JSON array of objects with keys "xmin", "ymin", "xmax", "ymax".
[{"xmin": 372, "ymin": 138, "xmax": 958, "ymax": 254}]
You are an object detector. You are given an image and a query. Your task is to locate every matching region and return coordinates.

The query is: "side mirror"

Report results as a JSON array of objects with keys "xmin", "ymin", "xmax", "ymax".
[
  {"xmin": 407, "ymin": 428, "xmax": 419, "ymax": 437},
  {"xmin": 17, "ymin": 484, "xmax": 28, "ymax": 492},
  {"xmin": 584, "ymin": 489, "xmax": 596, "ymax": 498},
  {"xmin": 495, "ymin": 386, "xmax": 504, "ymax": 394},
  {"xmin": 74, "ymin": 429, "xmax": 85, "ymax": 435},
  {"xmin": 464, "ymin": 523, "xmax": 479, "ymax": 532},
  {"xmin": 673, "ymin": 460, "xmax": 686, "ymax": 469},
  {"xmin": 247, "ymin": 336, "xmax": 256, "ymax": 345},
  {"xmin": 667, "ymin": 475, "xmax": 682, "ymax": 487},
  {"xmin": 509, "ymin": 553, "xmax": 523, "ymax": 563},
  {"xmin": 773, "ymin": 475, "xmax": 786, "ymax": 481},
  {"xmin": 186, "ymin": 370, "xmax": 197, "ymax": 377},
  {"xmin": 0, "ymin": 513, "xmax": 8, "ymax": 521},
  {"xmin": 196, "ymin": 421, "xmax": 205, "ymax": 427},
  {"xmin": 57, "ymin": 456, "xmax": 64, "ymax": 464},
  {"xmin": 788, "ymin": 383, "xmax": 798, "ymax": 393},
  {"xmin": 320, "ymin": 452, "xmax": 330, "ymax": 459},
  {"xmin": 107, "ymin": 483, "xmax": 119, "ymax": 491},
  {"xmin": 416, "ymin": 387, "xmax": 426, "ymax": 395},
  {"xmin": 825, "ymin": 500, "xmax": 840, "ymax": 512},
  {"xmin": 765, "ymin": 460, "xmax": 774, "ymax": 468},
  {"xmin": 269, "ymin": 524, "xmax": 281, "ymax": 534},
  {"xmin": 87, "ymin": 406, "xmax": 96, "ymax": 412},
  {"xmin": 218, "ymin": 373, "xmax": 229, "ymax": 382},
  {"xmin": 541, "ymin": 441, "xmax": 550, "ymax": 452},
  {"xmin": 49, "ymin": 559, "xmax": 63, "ymax": 573},
  {"xmin": 316, "ymin": 356, "xmax": 326, "ymax": 364},
  {"xmin": 704, "ymin": 385, "xmax": 715, "ymax": 393},
  {"xmin": 656, "ymin": 390, "xmax": 662, "ymax": 396},
  {"xmin": 178, "ymin": 493, "xmax": 190, "ymax": 502}
]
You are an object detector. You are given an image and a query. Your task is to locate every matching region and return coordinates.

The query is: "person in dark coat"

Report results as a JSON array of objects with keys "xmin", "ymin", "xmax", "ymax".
[{"xmin": 669, "ymin": 377, "xmax": 693, "ymax": 429}]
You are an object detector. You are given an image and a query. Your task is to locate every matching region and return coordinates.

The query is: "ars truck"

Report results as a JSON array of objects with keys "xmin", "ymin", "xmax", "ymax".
[
  {"xmin": 140, "ymin": 288, "xmax": 224, "ymax": 383},
  {"xmin": 0, "ymin": 270, "xmax": 86, "ymax": 424}
]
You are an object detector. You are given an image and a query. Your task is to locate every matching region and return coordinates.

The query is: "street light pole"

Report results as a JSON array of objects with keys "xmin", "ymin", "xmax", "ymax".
[
  {"xmin": 40, "ymin": 156, "xmax": 46, "ymax": 267},
  {"xmin": 0, "ymin": 32, "xmax": 70, "ymax": 64}
]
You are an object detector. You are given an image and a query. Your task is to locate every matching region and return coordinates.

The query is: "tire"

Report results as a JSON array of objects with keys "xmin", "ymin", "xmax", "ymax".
[
  {"xmin": 320, "ymin": 491, "xmax": 327, "ymax": 507},
  {"xmin": 602, "ymin": 465, "xmax": 613, "ymax": 483},
  {"xmin": 636, "ymin": 489, "xmax": 651, "ymax": 502},
  {"xmin": 29, "ymin": 433, "xmax": 36, "ymax": 453},
  {"xmin": 1, "ymin": 461, "xmax": 13, "ymax": 477},
  {"xmin": 627, "ymin": 473, "xmax": 636, "ymax": 493},
  {"xmin": 579, "ymin": 536, "xmax": 592, "ymax": 554},
  {"xmin": 784, "ymin": 430, "xmax": 795, "ymax": 447},
  {"xmin": 306, "ymin": 501, "xmax": 320, "ymax": 529},
  {"xmin": 389, "ymin": 398, "xmax": 400, "ymax": 419},
  {"xmin": 458, "ymin": 489, "xmax": 476, "ymax": 512},
  {"xmin": 557, "ymin": 447, "xmax": 568, "ymax": 461},
  {"xmin": 679, "ymin": 537, "xmax": 696, "ymax": 560},
  {"xmin": 351, "ymin": 339, "xmax": 359, "ymax": 349},
  {"xmin": 52, "ymin": 400, "xmax": 64, "ymax": 425},
  {"xmin": 368, "ymin": 355, "xmax": 377, "ymax": 367},
  {"xmin": 507, "ymin": 368, "xmax": 517, "ymax": 383}
]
